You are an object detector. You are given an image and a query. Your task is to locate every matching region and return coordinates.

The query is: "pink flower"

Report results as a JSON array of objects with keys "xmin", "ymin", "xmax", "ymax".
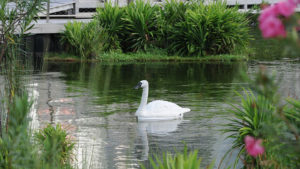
[
  {"xmin": 244, "ymin": 136, "xmax": 265, "ymax": 157},
  {"xmin": 259, "ymin": 16, "xmax": 286, "ymax": 38},
  {"xmin": 276, "ymin": 0, "xmax": 297, "ymax": 17},
  {"xmin": 258, "ymin": 5, "xmax": 278, "ymax": 23}
]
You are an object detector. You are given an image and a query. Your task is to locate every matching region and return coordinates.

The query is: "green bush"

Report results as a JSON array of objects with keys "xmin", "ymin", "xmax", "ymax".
[
  {"xmin": 167, "ymin": 2, "xmax": 251, "ymax": 56},
  {"xmin": 35, "ymin": 124, "xmax": 75, "ymax": 168},
  {"xmin": 167, "ymin": 5, "xmax": 208, "ymax": 56},
  {"xmin": 203, "ymin": 2, "xmax": 250, "ymax": 54},
  {"xmin": 259, "ymin": 98, "xmax": 300, "ymax": 169},
  {"xmin": 142, "ymin": 148, "xmax": 213, "ymax": 169},
  {"xmin": 95, "ymin": 2, "xmax": 125, "ymax": 52},
  {"xmin": 61, "ymin": 21, "xmax": 100, "ymax": 58},
  {"xmin": 157, "ymin": 0, "xmax": 190, "ymax": 48},
  {"xmin": 124, "ymin": 0, "xmax": 160, "ymax": 52},
  {"xmin": 61, "ymin": 1, "xmax": 251, "ymax": 57},
  {"xmin": 0, "ymin": 93, "xmax": 75, "ymax": 169},
  {"xmin": 221, "ymin": 89, "xmax": 274, "ymax": 168}
]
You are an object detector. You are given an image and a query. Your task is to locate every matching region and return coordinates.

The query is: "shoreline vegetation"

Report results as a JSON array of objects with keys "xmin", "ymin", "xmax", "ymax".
[
  {"xmin": 44, "ymin": 52, "xmax": 248, "ymax": 62},
  {"xmin": 55, "ymin": 0, "xmax": 252, "ymax": 62}
]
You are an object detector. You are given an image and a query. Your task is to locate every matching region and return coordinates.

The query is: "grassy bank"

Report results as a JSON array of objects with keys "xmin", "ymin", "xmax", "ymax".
[{"xmin": 44, "ymin": 52, "xmax": 248, "ymax": 62}]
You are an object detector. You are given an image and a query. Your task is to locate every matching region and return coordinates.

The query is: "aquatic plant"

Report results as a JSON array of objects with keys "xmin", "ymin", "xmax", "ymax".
[
  {"xmin": 35, "ymin": 124, "xmax": 75, "ymax": 168},
  {"xmin": 142, "ymin": 148, "xmax": 213, "ymax": 169}
]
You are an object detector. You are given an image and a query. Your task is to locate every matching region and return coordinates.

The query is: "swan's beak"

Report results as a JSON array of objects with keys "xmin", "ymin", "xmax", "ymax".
[{"xmin": 134, "ymin": 82, "xmax": 142, "ymax": 89}]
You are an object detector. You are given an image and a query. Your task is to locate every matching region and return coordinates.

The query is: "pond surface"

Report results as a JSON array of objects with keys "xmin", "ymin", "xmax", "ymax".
[{"xmin": 28, "ymin": 60, "xmax": 300, "ymax": 169}]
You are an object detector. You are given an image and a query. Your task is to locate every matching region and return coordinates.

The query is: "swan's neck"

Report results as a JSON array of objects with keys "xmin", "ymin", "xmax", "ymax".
[{"xmin": 136, "ymin": 86, "xmax": 148, "ymax": 116}]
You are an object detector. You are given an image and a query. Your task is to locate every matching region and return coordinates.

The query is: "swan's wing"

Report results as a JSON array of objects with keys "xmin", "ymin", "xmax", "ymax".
[{"xmin": 145, "ymin": 100, "xmax": 190, "ymax": 117}]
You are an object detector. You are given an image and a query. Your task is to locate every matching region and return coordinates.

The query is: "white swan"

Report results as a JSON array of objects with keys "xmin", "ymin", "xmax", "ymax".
[{"xmin": 134, "ymin": 80, "xmax": 190, "ymax": 121}]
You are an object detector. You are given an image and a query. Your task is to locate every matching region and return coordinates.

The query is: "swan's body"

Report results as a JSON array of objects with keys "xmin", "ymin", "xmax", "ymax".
[{"xmin": 135, "ymin": 80, "xmax": 190, "ymax": 121}]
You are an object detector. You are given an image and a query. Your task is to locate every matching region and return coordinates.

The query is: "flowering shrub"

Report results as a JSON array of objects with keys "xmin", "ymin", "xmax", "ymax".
[
  {"xmin": 223, "ymin": 68, "xmax": 300, "ymax": 168},
  {"xmin": 259, "ymin": 0, "xmax": 299, "ymax": 38}
]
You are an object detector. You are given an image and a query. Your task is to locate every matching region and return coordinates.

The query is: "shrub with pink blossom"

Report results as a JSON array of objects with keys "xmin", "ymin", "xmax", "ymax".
[
  {"xmin": 259, "ymin": 0, "xmax": 300, "ymax": 39},
  {"xmin": 223, "ymin": 68, "xmax": 300, "ymax": 168}
]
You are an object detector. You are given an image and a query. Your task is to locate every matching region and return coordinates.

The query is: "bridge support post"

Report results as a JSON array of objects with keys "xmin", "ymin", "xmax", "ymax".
[{"xmin": 46, "ymin": 0, "xmax": 50, "ymax": 23}]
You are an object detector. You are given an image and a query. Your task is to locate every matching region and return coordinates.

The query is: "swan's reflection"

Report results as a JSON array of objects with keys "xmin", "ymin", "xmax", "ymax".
[{"xmin": 136, "ymin": 119, "xmax": 182, "ymax": 160}]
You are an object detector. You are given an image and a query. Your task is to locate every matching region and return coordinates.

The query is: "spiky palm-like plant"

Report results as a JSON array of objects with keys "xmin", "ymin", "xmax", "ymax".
[
  {"xmin": 202, "ymin": 2, "xmax": 250, "ymax": 54},
  {"xmin": 124, "ymin": 0, "xmax": 160, "ymax": 52},
  {"xmin": 221, "ymin": 89, "xmax": 274, "ymax": 168},
  {"xmin": 95, "ymin": 2, "xmax": 125, "ymax": 52},
  {"xmin": 167, "ymin": 4, "xmax": 208, "ymax": 56},
  {"xmin": 61, "ymin": 21, "xmax": 99, "ymax": 58},
  {"xmin": 142, "ymin": 148, "xmax": 213, "ymax": 169}
]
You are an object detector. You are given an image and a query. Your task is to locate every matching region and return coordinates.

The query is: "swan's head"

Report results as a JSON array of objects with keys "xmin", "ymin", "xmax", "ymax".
[{"xmin": 134, "ymin": 80, "xmax": 148, "ymax": 89}]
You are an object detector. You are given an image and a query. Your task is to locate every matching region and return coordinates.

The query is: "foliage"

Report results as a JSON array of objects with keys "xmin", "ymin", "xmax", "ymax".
[
  {"xmin": 258, "ymin": 0, "xmax": 300, "ymax": 57},
  {"xmin": 61, "ymin": 21, "xmax": 100, "ymax": 59},
  {"xmin": 94, "ymin": 2, "xmax": 124, "ymax": 52},
  {"xmin": 0, "ymin": 94, "xmax": 75, "ymax": 169},
  {"xmin": 35, "ymin": 124, "xmax": 75, "ymax": 168},
  {"xmin": 285, "ymin": 98, "xmax": 300, "ymax": 130},
  {"xmin": 59, "ymin": 1, "xmax": 251, "ymax": 58},
  {"xmin": 0, "ymin": 94, "xmax": 37, "ymax": 169},
  {"xmin": 0, "ymin": 1, "xmax": 76, "ymax": 169},
  {"xmin": 142, "ymin": 148, "xmax": 213, "ymax": 169},
  {"xmin": 166, "ymin": 2, "xmax": 251, "ymax": 56},
  {"xmin": 157, "ymin": 0, "xmax": 190, "ymax": 48},
  {"xmin": 124, "ymin": 0, "xmax": 160, "ymax": 52},
  {"xmin": 202, "ymin": 2, "xmax": 250, "ymax": 54},
  {"xmin": 224, "ymin": 90, "xmax": 274, "ymax": 149},
  {"xmin": 222, "ymin": 68, "xmax": 300, "ymax": 168},
  {"xmin": 167, "ymin": 4, "xmax": 208, "ymax": 56},
  {"xmin": 0, "ymin": 0, "xmax": 46, "ymax": 62},
  {"xmin": 258, "ymin": 97, "xmax": 300, "ymax": 169}
]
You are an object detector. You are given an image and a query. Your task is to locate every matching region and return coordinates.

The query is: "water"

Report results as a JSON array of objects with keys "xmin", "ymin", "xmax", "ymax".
[{"xmin": 27, "ymin": 61, "xmax": 300, "ymax": 169}]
